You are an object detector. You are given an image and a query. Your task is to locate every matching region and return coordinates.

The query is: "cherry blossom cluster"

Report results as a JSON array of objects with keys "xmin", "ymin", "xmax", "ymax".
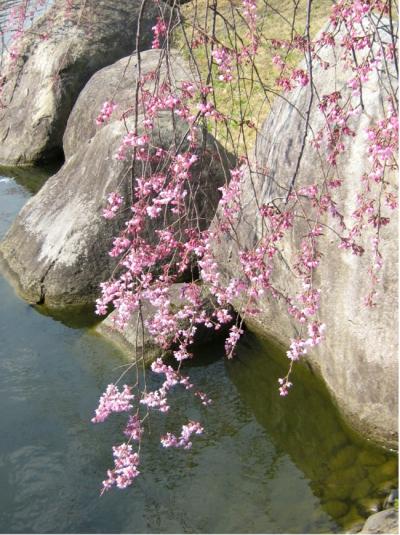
[
  {"xmin": 91, "ymin": 384, "xmax": 134, "ymax": 423},
  {"xmin": 218, "ymin": 167, "xmax": 244, "ymax": 222},
  {"xmin": 278, "ymin": 377, "xmax": 293, "ymax": 397},
  {"xmin": 96, "ymin": 101, "xmax": 117, "ymax": 126},
  {"xmin": 366, "ymin": 107, "xmax": 398, "ymax": 175},
  {"xmin": 286, "ymin": 322, "xmax": 326, "ymax": 362},
  {"xmin": 225, "ymin": 325, "xmax": 244, "ymax": 358},
  {"xmin": 89, "ymin": 0, "xmax": 397, "ymax": 490},
  {"xmin": 123, "ymin": 414, "xmax": 144, "ymax": 441},
  {"xmin": 161, "ymin": 421, "xmax": 204, "ymax": 449},
  {"xmin": 139, "ymin": 358, "xmax": 194, "ymax": 413},
  {"xmin": 151, "ymin": 17, "xmax": 167, "ymax": 49},
  {"xmin": 102, "ymin": 192, "xmax": 123, "ymax": 220},
  {"xmin": 101, "ymin": 443, "xmax": 140, "ymax": 493},
  {"xmin": 330, "ymin": 0, "xmax": 389, "ymax": 26},
  {"xmin": 212, "ymin": 46, "xmax": 234, "ymax": 82},
  {"xmin": 242, "ymin": 0, "xmax": 257, "ymax": 28}
]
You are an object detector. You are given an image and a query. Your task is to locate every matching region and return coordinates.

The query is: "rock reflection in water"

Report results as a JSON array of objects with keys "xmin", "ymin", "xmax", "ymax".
[
  {"xmin": 0, "ymin": 163, "xmax": 61, "ymax": 195},
  {"xmin": 226, "ymin": 333, "xmax": 398, "ymax": 531}
]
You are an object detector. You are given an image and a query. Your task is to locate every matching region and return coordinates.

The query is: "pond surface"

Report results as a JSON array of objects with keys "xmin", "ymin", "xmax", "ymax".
[
  {"xmin": 0, "ymin": 0, "xmax": 51, "ymax": 41},
  {"xmin": 0, "ymin": 170, "xmax": 397, "ymax": 534}
]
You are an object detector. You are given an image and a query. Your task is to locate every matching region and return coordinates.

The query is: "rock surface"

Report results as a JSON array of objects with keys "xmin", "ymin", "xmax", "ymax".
[
  {"xmin": 360, "ymin": 508, "xmax": 398, "ymax": 534},
  {"xmin": 0, "ymin": 0, "xmax": 168, "ymax": 165},
  {"xmin": 212, "ymin": 24, "xmax": 398, "ymax": 448},
  {"xmin": 0, "ymin": 50, "xmax": 233, "ymax": 306},
  {"xmin": 96, "ymin": 283, "xmax": 230, "ymax": 362},
  {"xmin": 63, "ymin": 48, "xmax": 189, "ymax": 160}
]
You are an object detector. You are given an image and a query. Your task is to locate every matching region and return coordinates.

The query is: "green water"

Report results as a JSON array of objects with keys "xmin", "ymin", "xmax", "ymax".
[
  {"xmin": 0, "ymin": 169, "xmax": 397, "ymax": 533},
  {"xmin": 225, "ymin": 335, "xmax": 398, "ymax": 530}
]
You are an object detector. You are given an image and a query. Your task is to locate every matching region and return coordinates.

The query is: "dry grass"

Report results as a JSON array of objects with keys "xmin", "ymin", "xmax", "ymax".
[{"xmin": 171, "ymin": 0, "xmax": 333, "ymax": 155}]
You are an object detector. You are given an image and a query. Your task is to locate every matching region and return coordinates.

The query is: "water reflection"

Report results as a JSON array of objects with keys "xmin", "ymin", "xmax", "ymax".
[
  {"xmin": 0, "ymin": 163, "xmax": 61, "ymax": 194},
  {"xmin": 34, "ymin": 303, "xmax": 101, "ymax": 328},
  {"xmin": 227, "ymin": 333, "xmax": 398, "ymax": 530},
  {"xmin": 0, "ymin": 0, "xmax": 52, "ymax": 52}
]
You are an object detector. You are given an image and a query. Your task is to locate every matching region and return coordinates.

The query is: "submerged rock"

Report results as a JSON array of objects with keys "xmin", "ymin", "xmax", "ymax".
[
  {"xmin": 368, "ymin": 465, "xmax": 398, "ymax": 487},
  {"xmin": 357, "ymin": 498, "xmax": 382, "ymax": 517},
  {"xmin": 322, "ymin": 500, "xmax": 349, "ymax": 519},
  {"xmin": 340, "ymin": 506, "xmax": 365, "ymax": 533},
  {"xmin": 358, "ymin": 450, "xmax": 387, "ymax": 467},
  {"xmin": 325, "ymin": 467, "xmax": 366, "ymax": 501},
  {"xmin": 0, "ymin": 50, "xmax": 233, "ymax": 306},
  {"xmin": 0, "ymin": 0, "xmax": 168, "ymax": 165},
  {"xmin": 345, "ymin": 521, "xmax": 366, "ymax": 534},
  {"xmin": 351, "ymin": 479, "xmax": 373, "ymax": 502},
  {"xmin": 379, "ymin": 459, "xmax": 398, "ymax": 479},
  {"xmin": 330, "ymin": 445, "xmax": 358, "ymax": 471}
]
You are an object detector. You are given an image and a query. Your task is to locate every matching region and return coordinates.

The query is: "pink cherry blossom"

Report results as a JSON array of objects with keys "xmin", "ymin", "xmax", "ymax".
[{"xmin": 92, "ymin": 384, "xmax": 134, "ymax": 423}]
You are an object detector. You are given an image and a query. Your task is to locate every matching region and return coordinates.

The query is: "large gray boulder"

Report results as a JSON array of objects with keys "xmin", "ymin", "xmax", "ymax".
[
  {"xmin": 212, "ymin": 24, "xmax": 398, "ymax": 448},
  {"xmin": 0, "ymin": 51, "xmax": 233, "ymax": 306},
  {"xmin": 0, "ymin": 0, "xmax": 169, "ymax": 166},
  {"xmin": 63, "ymin": 49, "xmax": 188, "ymax": 160}
]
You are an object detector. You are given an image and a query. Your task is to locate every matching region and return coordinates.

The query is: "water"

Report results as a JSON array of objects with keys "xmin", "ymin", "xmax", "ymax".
[
  {"xmin": 0, "ymin": 169, "xmax": 397, "ymax": 534},
  {"xmin": 0, "ymin": 0, "xmax": 51, "ymax": 57},
  {"xmin": 0, "ymin": 0, "xmax": 50, "ymax": 30}
]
